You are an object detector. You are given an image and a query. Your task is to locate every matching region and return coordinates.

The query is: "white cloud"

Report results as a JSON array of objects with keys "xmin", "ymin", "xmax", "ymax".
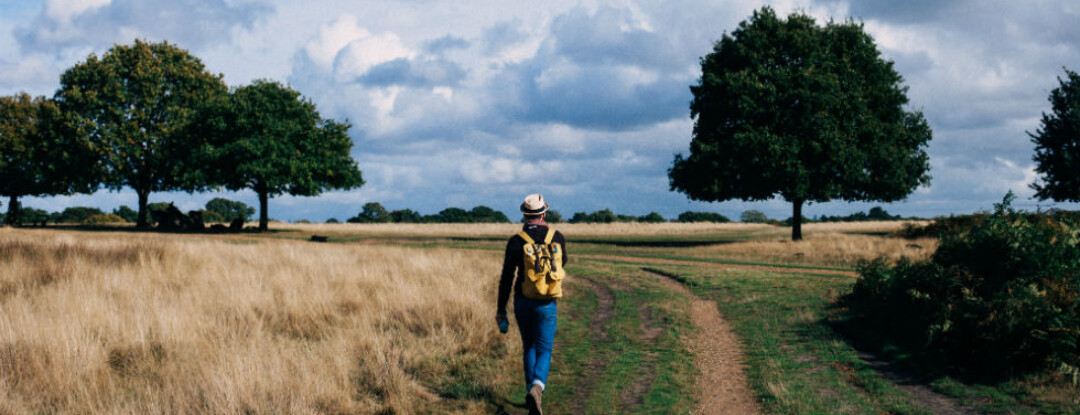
[
  {"xmin": 303, "ymin": 14, "xmax": 368, "ymax": 71},
  {"xmin": 45, "ymin": 0, "xmax": 111, "ymax": 22},
  {"xmin": 332, "ymin": 30, "xmax": 414, "ymax": 81}
]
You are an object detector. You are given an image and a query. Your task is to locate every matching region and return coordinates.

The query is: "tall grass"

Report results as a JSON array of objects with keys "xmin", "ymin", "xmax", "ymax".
[
  {"xmin": 0, "ymin": 228, "xmax": 514, "ymax": 414},
  {"xmin": 696, "ymin": 231, "xmax": 937, "ymax": 267}
]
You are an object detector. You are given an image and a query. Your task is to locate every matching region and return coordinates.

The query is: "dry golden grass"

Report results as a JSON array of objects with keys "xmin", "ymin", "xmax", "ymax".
[
  {"xmin": 275, "ymin": 221, "xmax": 776, "ymax": 239},
  {"xmin": 0, "ymin": 228, "xmax": 515, "ymax": 414},
  {"xmin": 695, "ymin": 230, "xmax": 936, "ymax": 267}
]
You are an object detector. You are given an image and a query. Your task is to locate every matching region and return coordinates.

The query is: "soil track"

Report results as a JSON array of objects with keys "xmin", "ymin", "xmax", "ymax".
[
  {"xmin": 579, "ymin": 254, "xmax": 857, "ymax": 277},
  {"xmin": 644, "ymin": 269, "xmax": 762, "ymax": 415},
  {"xmin": 570, "ymin": 276, "xmax": 616, "ymax": 414}
]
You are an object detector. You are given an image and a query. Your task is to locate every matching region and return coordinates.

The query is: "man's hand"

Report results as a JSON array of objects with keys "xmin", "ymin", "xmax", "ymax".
[{"xmin": 495, "ymin": 312, "xmax": 509, "ymax": 334}]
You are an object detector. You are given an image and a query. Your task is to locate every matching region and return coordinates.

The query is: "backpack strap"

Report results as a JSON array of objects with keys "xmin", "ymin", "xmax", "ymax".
[
  {"xmin": 517, "ymin": 231, "xmax": 535, "ymax": 245},
  {"xmin": 542, "ymin": 228, "xmax": 556, "ymax": 244}
]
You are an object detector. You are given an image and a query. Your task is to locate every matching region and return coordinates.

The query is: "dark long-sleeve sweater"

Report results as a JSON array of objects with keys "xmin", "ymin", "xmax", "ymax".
[{"xmin": 497, "ymin": 224, "xmax": 568, "ymax": 314}]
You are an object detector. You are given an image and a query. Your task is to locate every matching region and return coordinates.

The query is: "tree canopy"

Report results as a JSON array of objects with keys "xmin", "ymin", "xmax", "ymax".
[
  {"xmin": 202, "ymin": 80, "xmax": 364, "ymax": 231},
  {"xmin": 1031, "ymin": 68, "xmax": 1080, "ymax": 201},
  {"xmin": 55, "ymin": 39, "xmax": 227, "ymax": 228},
  {"xmin": 205, "ymin": 197, "xmax": 255, "ymax": 222},
  {"xmin": 1, "ymin": 93, "xmax": 95, "ymax": 224},
  {"xmin": 669, "ymin": 7, "xmax": 932, "ymax": 240},
  {"xmin": 348, "ymin": 202, "xmax": 391, "ymax": 223}
]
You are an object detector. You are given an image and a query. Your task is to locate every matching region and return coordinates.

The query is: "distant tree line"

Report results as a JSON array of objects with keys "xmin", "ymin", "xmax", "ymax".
[
  {"xmin": 1, "ymin": 40, "xmax": 362, "ymax": 231},
  {"xmin": 346, "ymin": 202, "xmax": 512, "ymax": 224},
  {"xmin": 0, "ymin": 197, "xmax": 257, "ymax": 226}
]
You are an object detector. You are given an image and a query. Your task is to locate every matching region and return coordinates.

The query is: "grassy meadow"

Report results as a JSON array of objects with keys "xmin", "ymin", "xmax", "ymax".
[{"xmin": 1, "ymin": 221, "xmax": 1075, "ymax": 414}]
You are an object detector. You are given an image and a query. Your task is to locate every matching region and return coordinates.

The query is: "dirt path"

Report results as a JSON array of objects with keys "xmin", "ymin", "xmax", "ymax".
[
  {"xmin": 644, "ymin": 269, "xmax": 762, "ymax": 415},
  {"xmin": 579, "ymin": 254, "xmax": 857, "ymax": 277},
  {"xmin": 570, "ymin": 276, "xmax": 616, "ymax": 414}
]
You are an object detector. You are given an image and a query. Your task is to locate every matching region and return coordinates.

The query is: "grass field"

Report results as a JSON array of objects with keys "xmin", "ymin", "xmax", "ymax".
[{"xmin": 1, "ymin": 221, "xmax": 1075, "ymax": 414}]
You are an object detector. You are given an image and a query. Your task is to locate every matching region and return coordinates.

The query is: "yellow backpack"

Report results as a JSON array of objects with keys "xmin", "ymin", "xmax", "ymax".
[{"xmin": 519, "ymin": 228, "xmax": 566, "ymax": 300}]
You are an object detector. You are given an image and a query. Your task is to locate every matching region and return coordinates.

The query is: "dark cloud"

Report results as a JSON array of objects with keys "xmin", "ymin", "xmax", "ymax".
[
  {"xmin": 505, "ymin": 62, "xmax": 690, "ymax": 131},
  {"xmin": 842, "ymin": 0, "xmax": 961, "ymax": 23},
  {"xmin": 355, "ymin": 57, "xmax": 467, "ymax": 88},
  {"xmin": 424, "ymin": 35, "xmax": 469, "ymax": 54},
  {"xmin": 16, "ymin": 0, "xmax": 272, "ymax": 52},
  {"xmin": 482, "ymin": 19, "xmax": 529, "ymax": 53},
  {"xmin": 548, "ymin": 5, "xmax": 681, "ymax": 70},
  {"xmin": 489, "ymin": 5, "xmax": 696, "ymax": 131}
]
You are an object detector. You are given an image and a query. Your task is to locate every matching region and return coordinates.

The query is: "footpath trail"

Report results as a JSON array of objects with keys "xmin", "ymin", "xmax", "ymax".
[{"xmin": 643, "ymin": 269, "xmax": 762, "ymax": 415}]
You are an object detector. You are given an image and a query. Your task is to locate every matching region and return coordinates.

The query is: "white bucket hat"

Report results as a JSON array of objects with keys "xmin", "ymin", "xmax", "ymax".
[{"xmin": 520, "ymin": 193, "xmax": 549, "ymax": 216}]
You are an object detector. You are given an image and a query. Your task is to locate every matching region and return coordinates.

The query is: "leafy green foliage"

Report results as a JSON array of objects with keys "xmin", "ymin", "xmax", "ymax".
[
  {"xmin": 11, "ymin": 207, "xmax": 50, "ymax": 225},
  {"xmin": 389, "ymin": 208, "xmax": 423, "ymax": 223},
  {"xmin": 200, "ymin": 80, "xmax": 363, "ymax": 231},
  {"xmin": 1, "ymin": 93, "xmax": 96, "ymax": 224},
  {"xmin": 841, "ymin": 193, "xmax": 1080, "ymax": 380},
  {"xmin": 544, "ymin": 210, "xmax": 563, "ymax": 223},
  {"xmin": 638, "ymin": 212, "xmax": 667, "ymax": 223},
  {"xmin": 347, "ymin": 202, "xmax": 391, "ymax": 223},
  {"xmin": 425, "ymin": 206, "xmax": 510, "ymax": 223},
  {"xmin": 112, "ymin": 205, "xmax": 138, "ymax": 223},
  {"xmin": 568, "ymin": 209, "xmax": 668, "ymax": 223},
  {"xmin": 740, "ymin": 210, "xmax": 770, "ymax": 223},
  {"xmin": 818, "ymin": 206, "xmax": 903, "ymax": 222},
  {"xmin": 204, "ymin": 197, "xmax": 254, "ymax": 222},
  {"xmin": 676, "ymin": 211, "xmax": 731, "ymax": 223},
  {"xmin": 83, "ymin": 213, "xmax": 126, "ymax": 225},
  {"xmin": 569, "ymin": 209, "xmax": 616, "ymax": 223},
  {"xmin": 1031, "ymin": 68, "xmax": 1080, "ymax": 202},
  {"xmin": 55, "ymin": 206, "xmax": 105, "ymax": 224},
  {"xmin": 56, "ymin": 40, "xmax": 228, "ymax": 228},
  {"xmin": 466, "ymin": 206, "xmax": 510, "ymax": 223},
  {"xmin": 669, "ymin": 7, "xmax": 932, "ymax": 240},
  {"xmin": 199, "ymin": 210, "xmax": 225, "ymax": 223}
]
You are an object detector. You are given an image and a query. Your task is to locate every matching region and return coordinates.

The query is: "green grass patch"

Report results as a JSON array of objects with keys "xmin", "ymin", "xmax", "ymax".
[
  {"xmin": 503, "ymin": 262, "xmax": 696, "ymax": 414},
  {"xmin": 654, "ymin": 264, "xmax": 934, "ymax": 414}
]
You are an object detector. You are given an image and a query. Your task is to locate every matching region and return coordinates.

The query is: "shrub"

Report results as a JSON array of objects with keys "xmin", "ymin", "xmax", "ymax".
[
  {"xmin": 840, "ymin": 193, "xmax": 1080, "ymax": 380},
  {"xmin": 112, "ymin": 205, "xmax": 138, "ymax": 223},
  {"xmin": 205, "ymin": 198, "xmax": 255, "ymax": 222},
  {"xmin": 200, "ymin": 210, "xmax": 225, "ymax": 223},
  {"xmin": 389, "ymin": 209, "xmax": 423, "ymax": 223},
  {"xmin": 545, "ymin": 210, "xmax": 563, "ymax": 223},
  {"xmin": 638, "ymin": 212, "xmax": 667, "ymax": 223},
  {"xmin": 83, "ymin": 213, "xmax": 126, "ymax": 225},
  {"xmin": 676, "ymin": 211, "xmax": 731, "ymax": 223},
  {"xmin": 56, "ymin": 206, "xmax": 105, "ymax": 223},
  {"xmin": 740, "ymin": 210, "xmax": 769, "ymax": 223},
  {"xmin": 568, "ymin": 209, "xmax": 617, "ymax": 223}
]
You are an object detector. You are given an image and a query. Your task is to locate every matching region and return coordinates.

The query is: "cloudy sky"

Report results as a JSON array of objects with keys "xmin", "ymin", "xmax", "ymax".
[{"xmin": 1, "ymin": 0, "xmax": 1077, "ymax": 222}]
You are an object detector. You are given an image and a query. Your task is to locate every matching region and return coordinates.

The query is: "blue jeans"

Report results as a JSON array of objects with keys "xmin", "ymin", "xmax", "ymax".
[{"xmin": 514, "ymin": 297, "xmax": 558, "ymax": 392}]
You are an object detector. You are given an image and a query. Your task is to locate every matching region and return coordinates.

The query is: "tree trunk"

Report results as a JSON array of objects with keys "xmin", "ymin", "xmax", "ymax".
[
  {"xmin": 258, "ymin": 190, "xmax": 269, "ymax": 232},
  {"xmin": 791, "ymin": 199, "xmax": 804, "ymax": 241},
  {"xmin": 136, "ymin": 189, "xmax": 151, "ymax": 229},
  {"xmin": 5, "ymin": 195, "xmax": 19, "ymax": 226}
]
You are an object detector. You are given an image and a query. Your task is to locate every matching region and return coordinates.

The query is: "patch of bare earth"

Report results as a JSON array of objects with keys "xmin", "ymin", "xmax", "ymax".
[
  {"xmin": 580, "ymin": 254, "xmax": 857, "ymax": 277},
  {"xmin": 645, "ymin": 269, "xmax": 762, "ymax": 415}
]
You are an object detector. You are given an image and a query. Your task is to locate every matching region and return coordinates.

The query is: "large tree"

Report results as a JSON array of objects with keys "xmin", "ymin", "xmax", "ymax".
[
  {"xmin": 203, "ymin": 80, "xmax": 363, "ymax": 231},
  {"xmin": 0, "ymin": 93, "xmax": 96, "ymax": 225},
  {"xmin": 669, "ymin": 7, "xmax": 931, "ymax": 240},
  {"xmin": 1031, "ymin": 69, "xmax": 1080, "ymax": 201},
  {"xmin": 55, "ymin": 39, "xmax": 227, "ymax": 228}
]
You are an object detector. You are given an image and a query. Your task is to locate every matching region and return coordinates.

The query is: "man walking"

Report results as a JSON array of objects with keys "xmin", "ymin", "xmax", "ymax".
[{"xmin": 497, "ymin": 193, "xmax": 568, "ymax": 415}]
